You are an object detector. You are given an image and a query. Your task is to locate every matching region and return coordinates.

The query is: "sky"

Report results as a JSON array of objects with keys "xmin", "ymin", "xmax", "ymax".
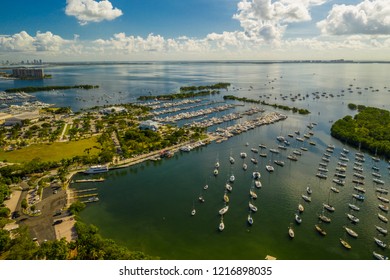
[{"xmin": 0, "ymin": 0, "xmax": 389, "ymax": 62}]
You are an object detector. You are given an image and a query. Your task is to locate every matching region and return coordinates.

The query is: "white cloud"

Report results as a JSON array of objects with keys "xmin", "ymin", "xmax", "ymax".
[
  {"xmin": 0, "ymin": 31, "xmax": 70, "ymax": 53},
  {"xmin": 65, "ymin": 0, "xmax": 123, "ymax": 25},
  {"xmin": 317, "ymin": 0, "xmax": 390, "ymax": 35},
  {"xmin": 233, "ymin": 0, "xmax": 327, "ymax": 42}
]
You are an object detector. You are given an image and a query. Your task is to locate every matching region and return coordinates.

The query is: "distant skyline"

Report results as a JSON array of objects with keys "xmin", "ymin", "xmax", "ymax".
[{"xmin": 0, "ymin": 0, "xmax": 389, "ymax": 62}]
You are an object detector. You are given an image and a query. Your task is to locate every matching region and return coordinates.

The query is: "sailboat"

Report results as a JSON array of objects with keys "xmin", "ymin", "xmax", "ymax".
[
  {"xmin": 288, "ymin": 224, "xmax": 295, "ymax": 238},
  {"xmin": 247, "ymin": 212, "xmax": 254, "ymax": 226},
  {"xmin": 191, "ymin": 202, "xmax": 196, "ymax": 216},
  {"xmin": 219, "ymin": 216, "xmax": 225, "ymax": 231},
  {"xmin": 315, "ymin": 224, "xmax": 327, "ymax": 236},
  {"xmin": 340, "ymin": 238, "xmax": 352, "ymax": 249}
]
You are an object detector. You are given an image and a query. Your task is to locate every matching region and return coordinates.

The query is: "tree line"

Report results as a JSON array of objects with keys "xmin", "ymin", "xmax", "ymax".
[{"xmin": 331, "ymin": 106, "xmax": 390, "ymax": 158}]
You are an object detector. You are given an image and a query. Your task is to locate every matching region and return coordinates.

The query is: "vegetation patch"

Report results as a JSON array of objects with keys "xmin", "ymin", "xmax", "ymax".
[
  {"xmin": 331, "ymin": 106, "xmax": 390, "ymax": 157},
  {"xmin": 0, "ymin": 137, "xmax": 100, "ymax": 163}
]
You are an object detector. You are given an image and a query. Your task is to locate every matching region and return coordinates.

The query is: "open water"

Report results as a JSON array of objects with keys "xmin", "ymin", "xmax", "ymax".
[{"xmin": 1, "ymin": 61, "xmax": 389, "ymax": 259}]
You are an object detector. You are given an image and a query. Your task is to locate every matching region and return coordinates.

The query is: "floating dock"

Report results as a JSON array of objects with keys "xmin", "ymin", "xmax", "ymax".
[{"xmin": 73, "ymin": 178, "xmax": 105, "ymax": 183}]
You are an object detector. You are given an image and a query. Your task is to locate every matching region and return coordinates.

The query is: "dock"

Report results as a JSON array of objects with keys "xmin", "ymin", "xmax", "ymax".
[{"xmin": 73, "ymin": 178, "xmax": 105, "ymax": 183}]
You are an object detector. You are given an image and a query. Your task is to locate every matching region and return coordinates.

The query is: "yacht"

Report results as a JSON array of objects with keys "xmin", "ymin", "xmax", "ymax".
[
  {"xmin": 373, "ymin": 251, "xmax": 388, "ymax": 260},
  {"xmin": 340, "ymin": 238, "xmax": 352, "ymax": 249},
  {"xmin": 274, "ymin": 160, "xmax": 285, "ymax": 167},
  {"xmin": 265, "ymin": 165, "xmax": 274, "ymax": 172},
  {"xmin": 346, "ymin": 213, "xmax": 359, "ymax": 223},
  {"xmin": 374, "ymin": 237, "xmax": 387, "ymax": 248},
  {"xmin": 247, "ymin": 213, "xmax": 254, "ymax": 226},
  {"xmin": 375, "ymin": 225, "xmax": 388, "ymax": 235},
  {"xmin": 378, "ymin": 213, "xmax": 388, "ymax": 223},
  {"xmin": 288, "ymin": 225, "xmax": 295, "ymax": 238},
  {"xmin": 349, "ymin": 203, "xmax": 360, "ymax": 211},
  {"xmin": 180, "ymin": 145, "xmax": 192, "ymax": 152},
  {"xmin": 379, "ymin": 204, "xmax": 389, "ymax": 212},
  {"xmin": 295, "ymin": 213, "xmax": 302, "ymax": 224},
  {"xmin": 302, "ymin": 194, "xmax": 311, "ymax": 202},
  {"xmin": 323, "ymin": 203, "xmax": 335, "ymax": 212},
  {"xmin": 252, "ymin": 171, "xmax": 261, "ymax": 179},
  {"xmin": 315, "ymin": 224, "xmax": 327, "ymax": 236},
  {"xmin": 84, "ymin": 165, "xmax": 108, "ymax": 174},
  {"xmin": 219, "ymin": 217, "xmax": 225, "ymax": 232},
  {"xmin": 319, "ymin": 214, "xmax": 331, "ymax": 223},
  {"xmin": 219, "ymin": 205, "xmax": 229, "ymax": 215},
  {"xmin": 249, "ymin": 202, "xmax": 258, "ymax": 212},
  {"xmin": 344, "ymin": 226, "xmax": 358, "ymax": 238}
]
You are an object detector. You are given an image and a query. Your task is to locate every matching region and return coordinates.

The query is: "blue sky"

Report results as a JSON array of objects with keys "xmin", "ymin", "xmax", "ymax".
[{"xmin": 1, "ymin": 0, "xmax": 389, "ymax": 61}]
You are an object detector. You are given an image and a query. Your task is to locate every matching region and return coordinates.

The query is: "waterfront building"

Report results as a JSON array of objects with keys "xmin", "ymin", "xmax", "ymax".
[
  {"xmin": 12, "ymin": 68, "xmax": 44, "ymax": 79},
  {"xmin": 99, "ymin": 106, "xmax": 127, "ymax": 115},
  {"xmin": 139, "ymin": 120, "xmax": 159, "ymax": 131}
]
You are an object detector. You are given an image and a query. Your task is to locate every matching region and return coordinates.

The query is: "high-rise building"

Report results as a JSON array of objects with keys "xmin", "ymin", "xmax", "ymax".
[{"xmin": 12, "ymin": 68, "xmax": 44, "ymax": 79}]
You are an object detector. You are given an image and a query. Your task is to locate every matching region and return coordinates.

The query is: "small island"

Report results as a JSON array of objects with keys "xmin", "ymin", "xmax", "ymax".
[{"xmin": 331, "ymin": 106, "xmax": 390, "ymax": 158}]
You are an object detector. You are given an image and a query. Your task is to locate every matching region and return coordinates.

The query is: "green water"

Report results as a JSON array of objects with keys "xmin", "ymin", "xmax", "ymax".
[
  {"xmin": 75, "ymin": 116, "xmax": 389, "ymax": 260},
  {"xmin": 68, "ymin": 62, "xmax": 390, "ymax": 260}
]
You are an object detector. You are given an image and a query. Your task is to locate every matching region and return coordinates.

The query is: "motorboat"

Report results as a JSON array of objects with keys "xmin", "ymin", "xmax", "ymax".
[
  {"xmin": 373, "ymin": 251, "xmax": 388, "ymax": 260},
  {"xmin": 375, "ymin": 225, "xmax": 388, "ymax": 235},
  {"xmin": 240, "ymin": 152, "xmax": 247, "ymax": 158},
  {"xmin": 213, "ymin": 169, "xmax": 219, "ymax": 176},
  {"xmin": 249, "ymin": 202, "xmax": 258, "ymax": 212},
  {"xmin": 346, "ymin": 213, "xmax": 359, "ymax": 223},
  {"xmin": 295, "ymin": 213, "xmax": 302, "ymax": 224},
  {"xmin": 243, "ymin": 163, "xmax": 248, "ymax": 170},
  {"xmin": 203, "ymin": 184, "xmax": 209, "ymax": 190},
  {"xmin": 229, "ymin": 156, "xmax": 235, "ymax": 164},
  {"xmin": 306, "ymin": 187, "xmax": 313, "ymax": 195},
  {"xmin": 344, "ymin": 226, "xmax": 358, "ymax": 238},
  {"xmin": 302, "ymin": 194, "xmax": 311, "ymax": 202},
  {"xmin": 374, "ymin": 237, "xmax": 387, "ymax": 248},
  {"xmin": 298, "ymin": 204, "xmax": 304, "ymax": 213},
  {"xmin": 315, "ymin": 224, "xmax": 327, "ymax": 236},
  {"xmin": 219, "ymin": 205, "xmax": 229, "ymax": 215},
  {"xmin": 340, "ymin": 238, "xmax": 352, "ymax": 249},
  {"xmin": 229, "ymin": 175, "xmax": 235, "ymax": 183}
]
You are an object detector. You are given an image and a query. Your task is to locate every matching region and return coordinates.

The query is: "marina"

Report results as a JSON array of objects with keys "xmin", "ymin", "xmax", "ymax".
[{"xmin": 33, "ymin": 62, "xmax": 389, "ymax": 260}]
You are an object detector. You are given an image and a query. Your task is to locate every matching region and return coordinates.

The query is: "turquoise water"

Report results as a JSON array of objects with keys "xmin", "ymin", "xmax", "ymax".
[{"xmin": 2, "ymin": 61, "xmax": 389, "ymax": 259}]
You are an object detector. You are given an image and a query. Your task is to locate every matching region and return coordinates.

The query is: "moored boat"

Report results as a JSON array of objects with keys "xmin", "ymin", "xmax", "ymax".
[
  {"xmin": 352, "ymin": 193, "xmax": 365, "ymax": 201},
  {"xmin": 379, "ymin": 204, "xmax": 389, "ymax": 212},
  {"xmin": 229, "ymin": 175, "xmax": 235, "ymax": 182},
  {"xmin": 349, "ymin": 203, "xmax": 360, "ymax": 211},
  {"xmin": 344, "ymin": 226, "xmax": 358, "ymax": 238},
  {"xmin": 225, "ymin": 183, "xmax": 233, "ymax": 192},
  {"xmin": 319, "ymin": 214, "xmax": 331, "ymax": 223},
  {"xmin": 223, "ymin": 193, "xmax": 229, "ymax": 203},
  {"xmin": 219, "ymin": 217, "xmax": 225, "ymax": 231},
  {"xmin": 302, "ymin": 194, "xmax": 311, "ymax": 202},
  {"xmin": 330, "ymin": 186, "xmax": 340, "ymax": 193},
  {"xmin": 374, "ymin": 237, "xmax": 387, "ymax": 248},
  {"xmin": 265, "ymin": 165, "xmax": 274, "ymax": 172},
  {"xmin": 375, "ymin": 225, "xmax": 388, "ymax": 235},
  {"xmin": 247, "ymin": 213, "xmax": 254, "ymax": 226},
  {"xmin": 378, "ymin": 213, "xmax": 388, "ymax": 223},
  {"xmin": 249, "ymin": 189, "xmax": 257, "ymax": 199},
  {"xmin": 323, "ymin": 203, "xmax": 335, "ymax": 212},
  {"xmin": 84, "ymin": 165, "xmax": 109, "ymax": 174},
  {"xmin": 315, "ymin": 224, "xmax": 327, "ymax": 236},
  {"xmin": 288, "ymin": 225, "xmax": 295, "ymax": 238},
  {"xmin": 346, "ymin": 213, "xmax": 359, "ymax": 223},
  {"xmin": 340, "ymin": 238, "xmax": 352, "ymax": 249},
  {"xmin": 378, "ymin": 196, "xmax": 389, "ymax": 203},
  {"xmin": 298, "ymin": 204, "xmax": 304, "ymax": 213},
  {"xmin": 254, "ymin": 180, "xmax": 262, "ymax": 188},
  {"xmin": 219, "ymin": 205, "xmax": 229, "ymax": 215},
  {"xmin": 295, "ymin": 213, "xmax": 302, "ymax": 224},
  {"xmin": 252, "ymin": 171, "xmax": 261, "ymax": 179},
  {"xmin": 373, "ymin": 251, "xmax": 388, "ymax": 260},
  {"xmin": 306, "ymin": 187, "xmax": 313, "ymax": 195},
  {"xmin": 249, "ymin": 202, "xmax": 258, "ymax": 212},
  {"xmin": 274, "ymin": 160, "xmax": 285, "ymax": 167}
]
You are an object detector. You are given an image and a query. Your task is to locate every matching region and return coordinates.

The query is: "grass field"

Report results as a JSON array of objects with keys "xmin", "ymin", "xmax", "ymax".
[{"xmin": 0, "ymin": 137, "xmax": 101, "ymax": 163}]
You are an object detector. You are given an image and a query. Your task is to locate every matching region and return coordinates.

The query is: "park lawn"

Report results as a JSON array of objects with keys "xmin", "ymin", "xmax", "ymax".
[{"xmin": 0, "ymin": 137, "xmax": 101, "ymax": 163}]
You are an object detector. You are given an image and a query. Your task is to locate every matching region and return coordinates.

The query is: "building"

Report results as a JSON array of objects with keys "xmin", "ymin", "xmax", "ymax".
[
  {"xmin": 139, "ymin": 120, "xmax": 159, "ymax": 131},
  {"xmin": 99, "ymin": 106, "xmax": 127, "ymax": 115},
  {"xmin": 12, "ymin": 68, "xmax": 44, "ymax": 79}
]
